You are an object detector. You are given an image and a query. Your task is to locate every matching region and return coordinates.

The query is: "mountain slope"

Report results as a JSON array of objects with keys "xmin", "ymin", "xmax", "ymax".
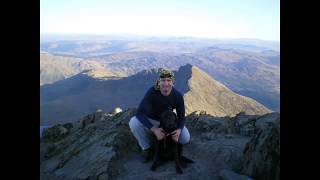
[
  {"xmin": 40, "ymin": 53, "xmax": 121, "ymax": 85},
  {"xmin": 40, "ymin": 64, "xmax": 271, "ymax": 125},
  {"xmin": 184, "ymin": 65, "xmax": 271, "ymax": 116},
  {"xmin": 89, "ymin": 49, "xmax": 279, "ymax": 111},
  {"xmin": 40, "ymin": 37, "xmax": 279, "ymax": 111}
]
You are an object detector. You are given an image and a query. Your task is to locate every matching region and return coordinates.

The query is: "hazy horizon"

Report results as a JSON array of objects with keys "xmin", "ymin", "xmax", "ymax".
[
  {"xmin": 40, "ymin": 33, "xmax": 280, "ymax": 43},
  {"xmin": 41, "ymin": 0, "xmax": 280, "ymax": 42}
]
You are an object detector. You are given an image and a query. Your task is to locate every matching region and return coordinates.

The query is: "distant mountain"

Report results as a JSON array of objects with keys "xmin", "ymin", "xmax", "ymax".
[
  {"xmin": 89, "ymin": 49, "xmax": 280, "ymax": 111},
  {"xmin": 40, "ymin": 64, "xmax": 271, "ymax": 125},
  {"xmin": 40, "ymin": 36, "xmax": 279, "ymax": 58},
  {"xmin": 40, "ymin": 53, "xmax": 122, "ymax": 85},
  {"xmin": 40, "ymin": 37, "xmax": 279, "ymax": 111}
]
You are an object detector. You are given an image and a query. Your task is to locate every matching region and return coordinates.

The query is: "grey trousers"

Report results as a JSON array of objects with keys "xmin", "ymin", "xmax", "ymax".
[{"xmin": 129, "ymin": 116, "xmax": 190, "ymax": 150}]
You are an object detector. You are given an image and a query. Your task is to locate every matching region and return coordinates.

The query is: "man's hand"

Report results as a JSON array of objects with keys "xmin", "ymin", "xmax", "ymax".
[
  {"xmin": 172, "ymin": 129, "xmax": 181, "ymax": 142},
  {"xmin": 151, "ymin": 127, "xmax": 165, "ymax": 140}
]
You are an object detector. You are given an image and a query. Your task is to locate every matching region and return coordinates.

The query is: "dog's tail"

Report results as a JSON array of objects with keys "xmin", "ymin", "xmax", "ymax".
[{"xmin": 180, "ymin": 155, "xmax": 194, "ymax": 163}]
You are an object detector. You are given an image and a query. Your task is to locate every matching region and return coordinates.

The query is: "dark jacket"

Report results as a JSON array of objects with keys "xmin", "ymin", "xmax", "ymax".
[{"xmin": 136, "ymin": 86, "xmax": 185, "ymax": 130}]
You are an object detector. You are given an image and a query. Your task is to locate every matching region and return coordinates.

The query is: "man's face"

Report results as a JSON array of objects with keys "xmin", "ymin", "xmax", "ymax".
[{"xmin": 159, "ymin": 77, "xmax": 173, "ymax": 96}]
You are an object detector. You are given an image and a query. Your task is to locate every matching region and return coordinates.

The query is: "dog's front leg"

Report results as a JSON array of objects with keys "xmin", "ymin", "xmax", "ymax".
[
  {"xmin": 151, "ymin": 140, "xmax": 161, "ymax": 171},
  {"xmin": 178, "ymin": 144, "xmax": 187, "ymax": 168},
  {"xmin": 174, "ymin": 143, "xmax": 183, "ymax": 174}
]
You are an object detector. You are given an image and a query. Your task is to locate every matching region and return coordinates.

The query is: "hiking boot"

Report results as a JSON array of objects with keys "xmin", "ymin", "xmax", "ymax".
[{"xmin": 141, "ymin": 147, "xmax": 153, "ymax": 163}]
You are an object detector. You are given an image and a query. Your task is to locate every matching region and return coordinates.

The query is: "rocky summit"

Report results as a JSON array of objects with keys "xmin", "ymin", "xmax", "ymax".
[{"xmin": 40, "ymin": 109, "xmax": 280, "ymax": 180}]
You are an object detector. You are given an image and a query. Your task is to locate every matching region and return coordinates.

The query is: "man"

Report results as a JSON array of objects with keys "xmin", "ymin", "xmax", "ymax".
[{"xmin": 129, "ymin": 69, "xmax": 190, "ymax": 163}]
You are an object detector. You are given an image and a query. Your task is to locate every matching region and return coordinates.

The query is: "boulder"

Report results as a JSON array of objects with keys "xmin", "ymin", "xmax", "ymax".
[
  {"xmin": 241, "ymin": 113, "xmax": 280, "ymax": 180},
  {"xmin": 185, "ymin": 113, "xmax": 230, "ymax": 134},
  {"xmin": 42, "ymin": 124, "xmax": 69, "ymax": 142},
  {"xmin": 112, "ymin": 107, "xmax": 123, "ymax": 115}
]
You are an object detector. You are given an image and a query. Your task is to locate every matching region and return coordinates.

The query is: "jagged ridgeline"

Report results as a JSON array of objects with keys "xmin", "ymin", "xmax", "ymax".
[
  {"xmin": 41, "ymin": 43, "xmax": 280, "ymax": 112},
  {"xmin": 40, "ymin": 64, "xmax": 271, "ymax": 126}
]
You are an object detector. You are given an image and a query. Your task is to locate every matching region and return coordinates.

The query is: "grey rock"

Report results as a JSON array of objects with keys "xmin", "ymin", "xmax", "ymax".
[
  {"xmin": 79, "ymin": 110, "xmax": 107, "ymax": 130},
  {"xmin": 219, "ymin": 169, "xmax": 253, "ymax": 180},
  {"xmin": 185, "ymin": 112, "xmax": 230, "ymax": 134},
  {"xmin": 40, "ymin": 109, "xmax": 279, "ymax": 180},
  {"xmin": 233, "ymin": 112, "xmax": 257, "ymax": 136},
  {"xmin": 63, "ymin": 123, "xmax": 73, "ymax": 130},
  {"xmin": 112, "ymin": 107, "xmax": 123, "ymax": 115},
  {"xmin": 255, "ymin": 112, "xmax": 280, "ymax": 130},
  {"xmin": 241, "ymin": 113, "xmax": 280, "ymax": 180},
  {"xmin": 40, "ymin": 109, "xmax": 139, "ymax": 180},
  {"xmin": 234, "ymin": 112, "xmax": 257, "ymax": 127},
  {"xmin": 42, "ymin": 124, "xmax": 69, "ymax": 142}
]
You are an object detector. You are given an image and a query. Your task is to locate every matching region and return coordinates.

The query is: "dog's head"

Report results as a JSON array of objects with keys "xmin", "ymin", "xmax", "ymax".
[{"xmin": 160, "ymin": 110, "xmax": 178, "ymax": 133}]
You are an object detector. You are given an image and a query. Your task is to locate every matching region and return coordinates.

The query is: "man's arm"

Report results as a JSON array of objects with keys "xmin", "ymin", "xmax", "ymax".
[
  {"xmin": 136, "ymin": 88, "xmax": 154, "ymax": 129},
  {"xmin": 176, "ymin": 94, "xmax": 185, "ymax": 130}
]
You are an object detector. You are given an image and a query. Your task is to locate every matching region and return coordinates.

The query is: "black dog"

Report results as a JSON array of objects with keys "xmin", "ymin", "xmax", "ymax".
[{"xmin": 150, "ymin": 110, "xmax": 194, "ymax": 174}]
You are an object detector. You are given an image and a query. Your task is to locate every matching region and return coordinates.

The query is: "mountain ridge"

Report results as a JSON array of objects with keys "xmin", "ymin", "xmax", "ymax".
[{"xmin": 40, "ymin": 64, "xmax": 271, "ymax": 126}]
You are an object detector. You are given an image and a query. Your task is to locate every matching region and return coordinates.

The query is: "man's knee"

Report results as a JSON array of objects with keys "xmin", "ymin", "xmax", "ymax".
[
  {"xmin": 129, "ymin": 116, "xmax": 138, "ymax": 130},
  {"xmin": 129, "ymin": 116, "xmax": 145, "ymax": 131},
  {"xmin": 129, "ymin": 116, "xmax": 152, "ymax": 150},
  {"xmin": 179, "ymin": 127, "xmax": 190, "ymax": 144}
]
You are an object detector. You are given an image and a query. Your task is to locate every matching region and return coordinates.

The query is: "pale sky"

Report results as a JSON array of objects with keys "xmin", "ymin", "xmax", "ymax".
[{"xmin": 40, "ymin": 0, "xmax": 280, "ymax": 41}]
